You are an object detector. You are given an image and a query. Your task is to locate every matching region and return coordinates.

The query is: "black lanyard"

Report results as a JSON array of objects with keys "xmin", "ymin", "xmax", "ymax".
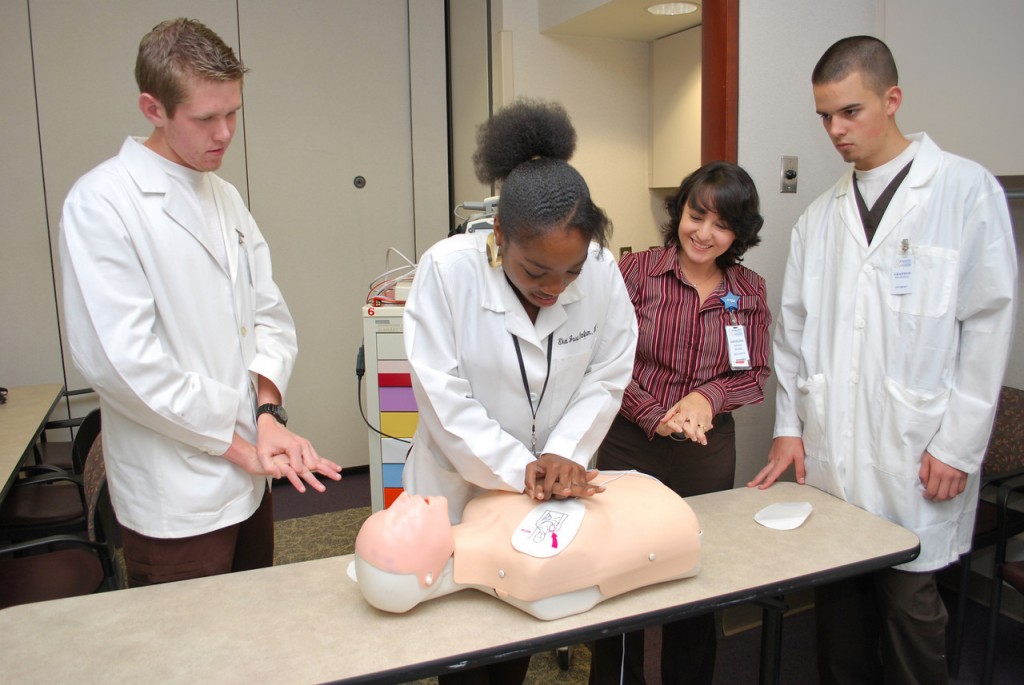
[{"xmin": 512, "ymin": 333, "xmax": 554, "ymax": 457}]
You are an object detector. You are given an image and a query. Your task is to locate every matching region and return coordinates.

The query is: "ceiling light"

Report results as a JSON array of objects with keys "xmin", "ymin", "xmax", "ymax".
[{"xmin": 647, "ymin": 3, "xmax": 699, "ymax": 16}]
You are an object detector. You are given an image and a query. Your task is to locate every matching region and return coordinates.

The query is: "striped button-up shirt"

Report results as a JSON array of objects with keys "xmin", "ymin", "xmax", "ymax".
[{"xmin": 618, "ymin": 246, "xmax": 771, "ymax": 438}]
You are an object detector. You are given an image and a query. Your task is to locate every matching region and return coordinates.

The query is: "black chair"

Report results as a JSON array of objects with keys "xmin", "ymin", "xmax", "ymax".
[
  {"xmin": 33, "ymin": 387, "xmax": 98, "ymax": 472},
  {"xmin": 981, "ymin": 473, "xmax": 1024, "ymax": 684},
  {"xmin": 0, "ymin": 434, "xmax": 122, "ymax": 609},
  {"xmin": 0, "ymin": 408, "xmax": 101, "ymax": 541},
  {"xmin": 947, "ymin": 385, "xmax": 1024, "ymax": 677}
]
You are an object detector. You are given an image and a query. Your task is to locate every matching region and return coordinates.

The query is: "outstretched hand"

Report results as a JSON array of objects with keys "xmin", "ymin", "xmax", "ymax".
[
  {"xmin": 223, "ymin": 427, "xmax": 342, "ymax": 494},
  {"xmin": 747, "ymin": 436, "xmax": 805, "ymax": 489},
  {"xmin": 256, "ymin": 417, "xmax": 342, "ymax": 493}
]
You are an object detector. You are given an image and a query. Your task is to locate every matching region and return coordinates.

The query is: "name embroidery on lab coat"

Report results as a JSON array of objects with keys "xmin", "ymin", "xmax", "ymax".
[{"xmin": 558, "ymin": 324, "xmax": 597, "ymax": 346}]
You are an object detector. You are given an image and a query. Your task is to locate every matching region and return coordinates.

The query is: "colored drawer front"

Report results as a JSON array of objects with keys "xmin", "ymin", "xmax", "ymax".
[
  {"xmin": 376, "ymin": 333, "xmax": 406, "ymax": 360},
  {"xmin": 378, "ymin": 359, "xmax": 413, "ymax": 387},
  {"xmin": 382, "ymin": 463, "xmax": 405, "ymax": 489},
  {"xmin": 380, "ymin": 412, "xmax": 418, "ymax": 438},
  {"xmin": 383, "ymin": 488, "xmax": 404, "ymax": 509},
  {"xmin": 379, "ymin": 386, "xmax": 417, "ymax": 412},
  {"xmin": 379, "ymin": 373, "xmax": 412, "ymax": 387},
  {"xmin": 382, "ymin": 438, "xmax": 410, "ymax": 464}
]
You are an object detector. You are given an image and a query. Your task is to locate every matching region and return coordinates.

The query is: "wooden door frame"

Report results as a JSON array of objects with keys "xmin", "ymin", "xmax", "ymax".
[{"xmin": 701, "ymin": 0, "xmax": 739, "ymax": 163}]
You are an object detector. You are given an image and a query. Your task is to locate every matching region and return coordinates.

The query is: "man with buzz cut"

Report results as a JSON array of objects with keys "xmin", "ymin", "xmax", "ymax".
[{"xmin": 749, "ymin": 35, "xmax": 1016, "ymax": 684}]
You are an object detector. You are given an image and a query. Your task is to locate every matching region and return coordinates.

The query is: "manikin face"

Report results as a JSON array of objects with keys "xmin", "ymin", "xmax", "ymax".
[
  {"xmin": 354, "ymin": 492, "xmax": 454, "ymax": 588},
  {"xmin": 495, "ymin": 221, "xmax": 589, "ymax": 316},
  {"xmin": 140, "ymin": 76, "xmax": 242, "ymax": 172},
  {"xmin": 676, "ymin": 200, "xmax": 735, "ymax": 271},
  {"xmin": 813, "ymin": 70, "xmax": 901, "ymax": 171}
]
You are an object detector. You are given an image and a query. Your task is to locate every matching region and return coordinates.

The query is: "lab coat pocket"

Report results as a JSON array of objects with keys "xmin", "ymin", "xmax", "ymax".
[
  {"xmin": 886, "ymin": 245, "xmax": 957, "ymax": 318},
  {"xmin": 548, "ymin": 347, "xmax": 596, "ymax": 415},
  {"xmin": 795, "ymin": 373, "xmax": 828, "ymax": 459},
  {"xmin": 877, "ymin": 378, "xmax": 949, "ymax": 478}
]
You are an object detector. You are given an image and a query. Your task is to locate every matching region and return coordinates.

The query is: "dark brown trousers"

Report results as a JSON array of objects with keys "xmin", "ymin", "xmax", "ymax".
[{"xmin": 121, "ymin": 485, "xmax": 275, "ymax": 587}]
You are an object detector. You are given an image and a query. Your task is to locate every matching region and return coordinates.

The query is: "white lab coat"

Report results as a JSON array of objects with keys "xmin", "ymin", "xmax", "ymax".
[
  {"xmin": 774, "ymin": 133, "xmax": 1017, "ymax": 571},
  {"xmin": 60, "ymin": 137, "xmax": 297, "ymax": 538},
  {"xmin": 402, "ymin": 232, "xmax": 638, "ymax": 522}
]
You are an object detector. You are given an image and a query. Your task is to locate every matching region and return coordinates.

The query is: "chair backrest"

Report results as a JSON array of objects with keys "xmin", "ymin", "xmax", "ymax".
[
  {"xmin": 981, "ymin": 386, "xmax": 1024, "ymax": 480},
  {"xmin": 82, "ymin": 433, "xmax": 124, "ymax": 589},
  {"xmin": 71, "ymin": 409, "xmax": 102, "ymax": 473},
  {"xmin": 82, "ymin": 434, "xmax": 107, "ymax": 544}
]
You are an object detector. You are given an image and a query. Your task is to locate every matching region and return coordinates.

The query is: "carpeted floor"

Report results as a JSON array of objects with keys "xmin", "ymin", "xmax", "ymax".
[{"xmin": 274, "ymin": 507, "xmax": 369, "ymax": 565}]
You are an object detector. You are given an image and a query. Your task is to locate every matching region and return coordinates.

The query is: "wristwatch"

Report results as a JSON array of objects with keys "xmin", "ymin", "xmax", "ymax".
[{"xmin": 256, "ymin": 403, "xmax": 288, "ymax": 426}]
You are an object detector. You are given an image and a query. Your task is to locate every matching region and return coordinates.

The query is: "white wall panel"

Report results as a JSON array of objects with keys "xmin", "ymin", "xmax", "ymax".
[
  {"xmin": 238, "ymin": 0, "xmax": 423, "ymax": 467},
  {"xmin": 0, "ymin": 0, "xmax": 63, "ymax": 389}
]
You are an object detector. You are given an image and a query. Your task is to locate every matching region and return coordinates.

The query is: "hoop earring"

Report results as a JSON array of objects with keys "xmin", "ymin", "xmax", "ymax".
[{"xmin": 486, "ymin": 232, "xmax": 502, "ymax": 268}]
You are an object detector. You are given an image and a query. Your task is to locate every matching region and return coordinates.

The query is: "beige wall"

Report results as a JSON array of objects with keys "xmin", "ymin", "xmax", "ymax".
[
  {"xmin": 448, "ymin": 0, "xmax": 493, "ymax": 241},
  {"xmin": 491, "ymin": 0, "xmax": 657, "ymax": 256}
]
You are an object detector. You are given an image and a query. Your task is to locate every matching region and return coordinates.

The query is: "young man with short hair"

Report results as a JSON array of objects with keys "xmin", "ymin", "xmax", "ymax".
[
  {"xmin": 60, "ymin": 18, "xmax": 341, "ymax": 586},
  {"xmin": 750, "ymin": 35, "xmax": 1016, "ymax": 683}
]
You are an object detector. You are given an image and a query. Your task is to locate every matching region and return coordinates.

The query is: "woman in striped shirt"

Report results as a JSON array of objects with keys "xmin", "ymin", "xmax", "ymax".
[{"xmin": 589, "ymin": 162, "xmax": 770, "ymax": 685}]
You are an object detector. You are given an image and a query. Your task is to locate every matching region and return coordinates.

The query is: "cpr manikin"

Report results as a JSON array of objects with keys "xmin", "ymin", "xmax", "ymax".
[{"xmin": 350, "ymin": 471, "xmax": 702, "ymax": 620}]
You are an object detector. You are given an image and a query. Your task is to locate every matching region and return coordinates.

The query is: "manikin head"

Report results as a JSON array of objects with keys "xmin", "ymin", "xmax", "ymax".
[
  {"xmin": 355, "ymin": 493, "xmax": 454, "ymax": 581},
  {"xmin": 353, "ymin": 493, "xmax": 456, "ymax": 613}
]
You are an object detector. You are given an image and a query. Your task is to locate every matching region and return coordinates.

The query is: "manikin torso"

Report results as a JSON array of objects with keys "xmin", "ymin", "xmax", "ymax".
[{"xmin": 352, "ymin": 471, "xmax": 702, "ymax": 620}]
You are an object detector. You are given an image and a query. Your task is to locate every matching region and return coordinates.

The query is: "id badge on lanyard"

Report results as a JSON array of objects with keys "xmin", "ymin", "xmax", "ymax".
[
  {"xmin": 891, "ymin": 238, "xmax": 915, "ymax": 295},
  {"xmin": 721, "ymin": 291, "xmax": 750, "ymax": 371}
]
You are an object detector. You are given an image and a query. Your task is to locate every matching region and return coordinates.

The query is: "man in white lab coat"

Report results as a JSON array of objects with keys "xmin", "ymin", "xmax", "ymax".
[
  {"xmin": 60, "ymin": 18, "xmax": 340, "ymax": 586},
  {"xmin": 749, "ymin": 36, "xmax": 1016, "ymax": 684}
]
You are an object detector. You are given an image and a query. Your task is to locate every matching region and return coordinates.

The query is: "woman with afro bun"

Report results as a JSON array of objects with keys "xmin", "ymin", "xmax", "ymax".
[{"xmin": 401, "ymin": 100, "xmax": 638, "ymax": 647}]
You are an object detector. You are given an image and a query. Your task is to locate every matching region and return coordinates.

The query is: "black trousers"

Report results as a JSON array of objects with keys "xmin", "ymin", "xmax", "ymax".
[
  {"xmin": 588, "ymin": 413, "xmax": 735, "ymax": 685},
  {"xmin": 815, "ymin": 568, "xmax": 949, "ymax": 685}
]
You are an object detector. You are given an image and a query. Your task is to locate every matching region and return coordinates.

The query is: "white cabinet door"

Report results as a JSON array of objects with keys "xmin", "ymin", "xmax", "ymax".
[{"xmin": 238, "ymin": 0, "xmax": 436, "ymax": 466}]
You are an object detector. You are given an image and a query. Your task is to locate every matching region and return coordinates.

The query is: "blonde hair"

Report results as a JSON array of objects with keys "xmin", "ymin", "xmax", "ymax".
[{"xmin": 135, "ymin": 18, "xmax": 248, "ymax": 117}]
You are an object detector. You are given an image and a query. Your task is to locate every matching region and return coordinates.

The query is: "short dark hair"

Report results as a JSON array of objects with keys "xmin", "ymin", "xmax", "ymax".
[
  {"xmin": 473, "ymin": 98, "xmax": 610, "ymax": 250},
  {"xmin": 661, "ymin": 161, "xmax": 763, "ymax": 269},
  {"xmin": 136, "ymin": 18, "xmax": 248, "ymax": 117},
  {"xmin": 812, "ymin": 35, "xmax": 898, "ymax": 95}
]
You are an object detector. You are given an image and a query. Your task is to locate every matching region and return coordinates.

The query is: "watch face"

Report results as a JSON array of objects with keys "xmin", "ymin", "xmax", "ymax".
[{"xmin": 276, "ymin": 406, "xmax": 289, "ymax": 424}]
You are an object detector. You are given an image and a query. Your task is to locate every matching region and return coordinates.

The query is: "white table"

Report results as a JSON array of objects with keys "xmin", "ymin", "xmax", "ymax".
[
  {"xmin": 0, "ymin": 383, "xmax": 63, "ymax": 501},
  {"xmin": 0, "ymin": 482, "xmax": 919, "ymax": 684}
]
